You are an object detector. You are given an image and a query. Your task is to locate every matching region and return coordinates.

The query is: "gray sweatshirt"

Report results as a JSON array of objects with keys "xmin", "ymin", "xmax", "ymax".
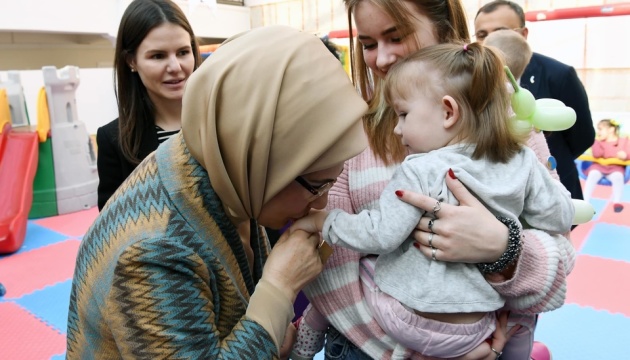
[{"xmin": 323, "ymin": 143, "xmax": 574, "ymax": 313}]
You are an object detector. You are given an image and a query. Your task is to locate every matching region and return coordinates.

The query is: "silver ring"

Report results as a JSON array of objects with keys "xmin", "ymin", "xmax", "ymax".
[
  {"xmin": 428, "ymin": 219, "xmax": 435, "ymax": 232},
  {"xmin": 428, "ymin": 232, "xmax": 434, "ymax": 248},
  {"xmin": 491, "ymin": 347, "xmax": 502, "ymax": 359},
  {"xmin": 431, "ymin": 247, "xmax": 438, "ymax": 261},
  {"xmin": 432, "ymin": 200, "xmax": 442, "ymax": 215}
]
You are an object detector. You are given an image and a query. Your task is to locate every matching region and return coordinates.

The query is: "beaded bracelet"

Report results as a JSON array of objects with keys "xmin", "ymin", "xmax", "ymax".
[{"xmin": 476, "ymin": 216, "xmax": 522, "ymax": 274}]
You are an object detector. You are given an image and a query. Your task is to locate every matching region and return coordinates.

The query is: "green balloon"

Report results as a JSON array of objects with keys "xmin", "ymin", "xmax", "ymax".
[
  {"xmin": 511, "ymin": 88, "xmax": 536, "ymax": 119},
  {"xmin": 572, "ymin": 199, "xmax": 595, "ymax": 225},
  {"xmin": 530, "ymin": 100, "xmax": 576, "ymax": 131},
  {"xmin": 535, "ymin": 98, "xmax": 565, "ymax": 108},
  {"xmin": 512, "ymin": 118, "xmax": 533, "ymax": 136}
]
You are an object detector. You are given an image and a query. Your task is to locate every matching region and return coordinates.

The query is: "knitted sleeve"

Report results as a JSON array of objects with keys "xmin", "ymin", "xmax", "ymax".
[
  {"xmin": 326, "ymin": 160, "xmax": 355, "ymax": 213},
  {"xmin": 107, "ymin": 238, "xmax": 281, "ymax": 359},
  {"xmin": 492, "ymin": 229, "xmax": 576, "ymax": 314}
]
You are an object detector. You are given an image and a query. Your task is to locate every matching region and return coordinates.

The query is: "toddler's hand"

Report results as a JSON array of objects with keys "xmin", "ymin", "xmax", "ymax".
[
  {"xmin": 290, "ymin": 210, "xmax": 328, "ymax": 234},
  {"xmin": 617, "ymin": 150, "xmax": 627, "ymax": 160}
]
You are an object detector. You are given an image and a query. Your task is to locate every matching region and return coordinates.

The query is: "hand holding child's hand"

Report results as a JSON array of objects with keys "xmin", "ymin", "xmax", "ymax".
[
  {"xmin": 448, "ymin": 311, "xmax": 521, "ymax": 360},
  {"xmin": 290, "ymin": 210, "xmax": 329, "ymax": 235},
  {"xmin": 279, "ymin": 322, "xmax": 297, "ymax": 360}
]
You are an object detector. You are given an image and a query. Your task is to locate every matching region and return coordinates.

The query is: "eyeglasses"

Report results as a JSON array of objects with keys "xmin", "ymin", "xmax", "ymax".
[
  {"xmin": 295, "ymin": 176, "xmax": 336, "ymax": 202},
  {"xmin": 474, "ymin": 27, "xmax": 525, "ymax": 42}
]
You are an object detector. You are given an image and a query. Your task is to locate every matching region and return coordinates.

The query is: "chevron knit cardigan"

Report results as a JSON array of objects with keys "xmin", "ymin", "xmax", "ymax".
[
  {"xmin": 67, "ymin": 134, "xmax": 289, "ymax": 359},
  {"xmin": 302, "ymin": 130, "xmax": 577, "ymax": 359}
]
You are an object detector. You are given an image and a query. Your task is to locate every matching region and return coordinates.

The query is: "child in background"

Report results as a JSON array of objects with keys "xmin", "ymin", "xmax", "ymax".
[
  {"xmin": 584, "ymin": 119, "xmax": 629, "ymax": 212},
  {"xmin": 290, "ymin": 42, "xmax": 574, "ymax": 359},
  {"xmin": 484, "ymin": 29, "xmax": 532, "ymax": 84}
]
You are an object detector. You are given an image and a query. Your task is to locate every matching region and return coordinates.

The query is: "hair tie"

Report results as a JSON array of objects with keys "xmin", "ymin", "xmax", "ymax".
[
  {"xmin": 610, "ymin": 119, "xmax": 619, "ymax": 127},
  {"xmin": 463, "ymin": 44, "xmax": 469, "ymax": 52}
]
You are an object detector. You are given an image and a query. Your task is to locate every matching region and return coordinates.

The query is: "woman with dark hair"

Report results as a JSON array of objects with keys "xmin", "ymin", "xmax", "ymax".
[{"xmin": 96, "ymin": 0, "xmax": 200, "ymax": 211}]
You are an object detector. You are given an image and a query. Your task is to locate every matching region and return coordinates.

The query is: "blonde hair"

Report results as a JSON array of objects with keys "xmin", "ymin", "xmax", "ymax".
[
  {"xmin": 484, "ymin": 29, "xmax": 532, "ymax": 80},
  {"xmin": 343, "ymin": 0, "xmax": 470, "ymax": 164},
  {"xmin": 599, "ymin": 118, "xmax": 621, "ymax": 135},
  {"xmin": 385, "ymin": 42, "xmax": 527, "ymax": 163}
]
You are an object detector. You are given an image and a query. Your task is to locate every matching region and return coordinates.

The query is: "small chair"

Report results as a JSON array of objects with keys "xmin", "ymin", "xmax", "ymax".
[{"xmin": 576, "ymin": 159, "xmax": 630, "ymax": 186}]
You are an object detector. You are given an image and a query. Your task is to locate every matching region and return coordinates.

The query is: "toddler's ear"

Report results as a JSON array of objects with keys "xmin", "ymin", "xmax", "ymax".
[{"xmin": 442, "ymin": 95, "xmax": 460, "ymax": 129}]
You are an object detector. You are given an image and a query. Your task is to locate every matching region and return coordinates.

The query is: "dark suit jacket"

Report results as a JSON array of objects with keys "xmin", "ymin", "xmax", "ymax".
[
  {"xmin": 96, "ymin": 118, "xmax": 159, "ymax": 210},
  {"xmin": 521, "ymin": 52, "xmax": 595, "ymax": 200}
]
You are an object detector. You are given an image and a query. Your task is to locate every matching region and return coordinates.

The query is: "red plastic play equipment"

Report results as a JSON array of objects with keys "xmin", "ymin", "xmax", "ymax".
[
  {"xmin": 525, "ymin": 3, "xmax": 630, "ymax": 22},
  {"xmin": 0, "ymin": 123, "xmax": 39, "ymax": 254},
  {"xmin": 328, "ymin": 3, "xmax": 630, "ymax": 38}
]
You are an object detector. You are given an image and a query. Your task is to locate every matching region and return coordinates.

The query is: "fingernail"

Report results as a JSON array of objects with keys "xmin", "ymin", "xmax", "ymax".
[
  {"xmin": 448, "ymin": 168, "xmax": 457, "ymax": 179},
  {"xmin": 413, "ymin": 242, "xmax": 420, "ymax": 249},
  {"xmin": 395, "ymin": 190, "xmax": 404, "ymax": 197}
]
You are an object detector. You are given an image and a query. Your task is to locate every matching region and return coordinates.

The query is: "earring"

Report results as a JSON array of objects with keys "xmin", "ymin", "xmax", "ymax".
[{"xmin": 130, "ymin": 67, "xmax": 136, "ymax": 72}]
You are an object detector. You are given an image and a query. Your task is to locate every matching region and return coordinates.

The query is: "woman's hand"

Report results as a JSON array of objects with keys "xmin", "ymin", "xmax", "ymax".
[
  {"xmin": 261, "ymin": 229, "xmax": 324, "ymax": 303},
  {"xmin": 279, "ymin": 322, "xmax": 297, "ymax": 360},
  {"xmin": 449, "ymin": 311, "xmax": 522, "ymax": 360},
  {"xmin": 397, "ymin": 170, "xmax": 508, "ymax": 264}
]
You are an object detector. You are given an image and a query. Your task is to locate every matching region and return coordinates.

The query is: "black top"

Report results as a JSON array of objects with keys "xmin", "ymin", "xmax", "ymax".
[
  {"xmin": 96, "ymin": 118, "xmax": 162, "ymax": 210},
  {"xmin": 157, "ymin": 126, "xmax": 180, "ymax": 144}
]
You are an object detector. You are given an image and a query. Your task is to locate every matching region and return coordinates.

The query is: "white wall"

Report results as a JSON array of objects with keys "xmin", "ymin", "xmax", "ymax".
[
  {"xmin": 185, "ymin": 2, "xmax": 251, "ymax": 39},
  {"xmin": 0, "ymin": 0, "xmax": 121, "ymax": 36},
  {"xmin": 1, "ymin": 0, "xmax": 251, "ymax": 40},
  {"xmin": 0, "ymin": 68, "xmax": 118, "ymax": 134}
]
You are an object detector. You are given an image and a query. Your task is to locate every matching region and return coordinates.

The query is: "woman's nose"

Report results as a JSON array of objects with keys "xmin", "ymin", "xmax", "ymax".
[
  {"xmin": 310, "ymin": 195, "xmax": 329, "ymax": 210},
  {"xmin": 167, "ymin": 55, "xmax": 183, "ymax": 72},
  {"xmin": 376, "ymin": 45, "xmax": 397, "ymax": 74}
]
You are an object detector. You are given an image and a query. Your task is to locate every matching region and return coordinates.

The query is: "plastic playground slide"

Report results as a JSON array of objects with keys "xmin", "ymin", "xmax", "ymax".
[{"xmin": 0, "ymin": 124, "xmax": 39, "ymax": 254}]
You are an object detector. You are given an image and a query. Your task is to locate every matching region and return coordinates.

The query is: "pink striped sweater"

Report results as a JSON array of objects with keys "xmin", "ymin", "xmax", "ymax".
[{"xmin": 301, "ymin": 130, "xmax": 577, "ymax": 359}]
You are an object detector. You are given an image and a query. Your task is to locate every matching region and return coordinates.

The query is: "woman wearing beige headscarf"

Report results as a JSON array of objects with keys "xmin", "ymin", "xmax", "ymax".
[{"xmin": 66, "ymin": 25, "xmax": 367, "ymax": 360}]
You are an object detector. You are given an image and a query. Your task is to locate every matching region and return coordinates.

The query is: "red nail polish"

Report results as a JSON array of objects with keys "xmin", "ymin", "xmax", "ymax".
[
  {"xmin": 448, "ymin": 168, "xmax": 457, "ymax": 179},
  {"xmin": 395, "ymin": 190, "xmax": 404, "ymax": 197},
  {"xmin": 413, "ymin": 242, "xmax": 420, "ymax": 249}
]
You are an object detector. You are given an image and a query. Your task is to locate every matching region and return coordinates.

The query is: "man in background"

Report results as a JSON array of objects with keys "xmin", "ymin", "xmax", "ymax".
[{"xmin": 475, "ymin": 0, "xmax": 595, "ymax": 203}]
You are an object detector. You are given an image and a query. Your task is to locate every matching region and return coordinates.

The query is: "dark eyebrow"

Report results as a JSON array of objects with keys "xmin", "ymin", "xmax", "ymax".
[
  {"xmin": 146, "ymin": 45, "xmax": 192, "ymax": 54},
  {"xmin": 357, "ymin": 26, "xmax": 398, "ymax": 40}
]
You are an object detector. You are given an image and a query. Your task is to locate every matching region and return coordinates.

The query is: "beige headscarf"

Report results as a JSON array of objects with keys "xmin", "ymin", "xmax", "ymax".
[{"xmin": 182, "ymin": 26, "xmax": 368, "ymax": 223}]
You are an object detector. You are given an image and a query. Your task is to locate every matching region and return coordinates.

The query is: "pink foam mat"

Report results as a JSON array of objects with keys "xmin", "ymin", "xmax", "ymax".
[
  {"xmin": 595, "ymin": 202, "xmax": 630, "ymax": 226},
  {"xmin": 0, "ymin": 302, "xmax": 66, "ymax": 359},
  {"xmin": 566, "ymin": 254, "xmax": 630, "ymax": 316},
  {"xmin": 0, "ymin": 240, "xmax": 80, "ymax": 298},
  {"xmin": 569, "ymin": 221, "xmax": 594, "ymax": 251},
  {"xmin": 34, "ymin": 207, "xmax": 99, "ymax": 238}
]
